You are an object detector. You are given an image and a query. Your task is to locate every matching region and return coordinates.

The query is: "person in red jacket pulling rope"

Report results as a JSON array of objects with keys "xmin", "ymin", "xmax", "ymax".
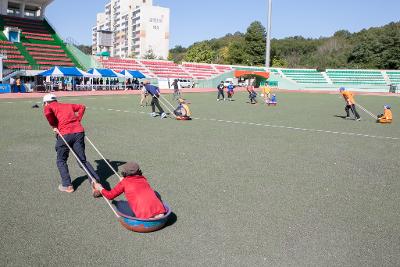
[{"xmin": 43, "ymin": 94, "xmax": 102, "ymax": 197}]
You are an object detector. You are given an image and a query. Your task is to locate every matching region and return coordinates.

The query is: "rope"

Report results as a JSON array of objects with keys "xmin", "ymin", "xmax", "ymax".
[
  {"xmin": 355, "ymin": 103, "xmax": 376, "ymax": 119},
  {"xmin": 55, "ymin": 129, "xmax": 120, "ymax": 218},
  {"xmin": 153, "ymin": 94, "xmax": 176, "ymax": 118},
  {"xmin": 85, "ymin": 136, "xmax": 123, "ymax": 181},
  {"xmin": 159, "ymin": 94, "xmax": 176, "ymax": 110}
]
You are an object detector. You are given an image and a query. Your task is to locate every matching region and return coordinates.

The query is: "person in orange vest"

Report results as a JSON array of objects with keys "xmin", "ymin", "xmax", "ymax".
[
  {"xmin": 377, "ymin": 105, "xmax": 392, "ymax": 123},
  {"xmin": 339, "ymin": 87, "xmax": 361, "ymax": 121}
]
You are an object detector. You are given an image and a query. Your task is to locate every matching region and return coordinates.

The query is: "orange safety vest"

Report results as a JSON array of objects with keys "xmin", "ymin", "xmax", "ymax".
[{"xmin": 341, "ymin": 91, "xmax": 355, "ymax": 105}]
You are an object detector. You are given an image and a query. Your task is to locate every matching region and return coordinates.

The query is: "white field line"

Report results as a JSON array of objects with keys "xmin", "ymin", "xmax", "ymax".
[{"xmin": 86, "ymin": 107, "xmax": 400, "ymax": 141}]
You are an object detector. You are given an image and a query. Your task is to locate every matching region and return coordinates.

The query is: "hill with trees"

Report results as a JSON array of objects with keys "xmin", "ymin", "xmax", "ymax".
[{"xmin": 168, "ymin": 21, "xmax": 400, "ymax": 70}]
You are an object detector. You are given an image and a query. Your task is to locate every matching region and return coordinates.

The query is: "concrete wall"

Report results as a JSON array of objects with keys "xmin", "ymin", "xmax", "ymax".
[{"xmin": 138, "ymin": 5, "xmax": 169, "ymax": 59}]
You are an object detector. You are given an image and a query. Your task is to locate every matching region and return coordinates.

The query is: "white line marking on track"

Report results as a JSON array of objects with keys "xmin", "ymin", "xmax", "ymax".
[{"xmin": 89, "ymin": 107, "xmax": 400, "ymax": 141}]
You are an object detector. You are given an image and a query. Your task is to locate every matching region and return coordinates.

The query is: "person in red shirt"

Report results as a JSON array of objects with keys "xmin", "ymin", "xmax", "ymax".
[
  {"xmin": 43, "ymin": 94, "xmax": 101, "ymax": 197},
  {"xmin": 94, "ymin": 162, "xmax": 166, "ymax": 219}
]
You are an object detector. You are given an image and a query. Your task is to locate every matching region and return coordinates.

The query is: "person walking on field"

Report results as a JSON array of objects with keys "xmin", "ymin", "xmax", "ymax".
[
  {"xmin": 217, "ymin": 81, "xmax": 225, "ymax": 101},
  {"xmin": 143, "ymin": 80, "xmax": 167, "ymax": 118},
  {"xmin": 140, "ymin": 82, "xmax": 149, "ymax": 107},
  {"xmin": 43, "ymin": 94, "xmax": 102, "ymax": 197},
  {"xmin": 227, "ymin": 82, "xmax": 234, "ymax": 101},
  {"xmin": 172, "ymin": 79, "xmax": 181, "ymax": 101},
  {"xmin": 339, "ymin": 87, "xmax": 361, "ymax": 121}
]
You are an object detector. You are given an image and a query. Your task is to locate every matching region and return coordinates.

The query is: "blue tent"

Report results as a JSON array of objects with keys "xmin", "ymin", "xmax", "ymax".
[
  {"xmin": 87, "ymin": 68, "xmax": 123, "ymax": 78},
  {"xmin": 38, "ymin": 66, "xmax": 92, "ymax": 77},
  {"xmin": 120, "ymin": 70, "xmax": 146, "ymax": 79}
]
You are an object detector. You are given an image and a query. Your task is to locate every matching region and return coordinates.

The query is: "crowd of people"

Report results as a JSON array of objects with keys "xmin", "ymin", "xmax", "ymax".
[{"xmin": 9, "ymin": 76, "xmax": 143, "ymax": 92}]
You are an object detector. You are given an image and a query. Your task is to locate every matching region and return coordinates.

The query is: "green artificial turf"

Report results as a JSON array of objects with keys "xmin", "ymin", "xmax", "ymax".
[{"xmin": 0, "ymin": 92, "xmax": 399, "ymax": 266}]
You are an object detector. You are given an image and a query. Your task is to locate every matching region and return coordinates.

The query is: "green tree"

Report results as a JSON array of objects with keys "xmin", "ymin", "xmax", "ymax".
[
  {"xmin": 226, "ymin": 40, "xmax": 250, "ymax": 65},
  {"xmin": 348, "ymin": 22, "xmax": 400, "ymax": 69},
  {"xmin": 245, "ymin": 21, "xmax": 266, "ymax": 65},
  {"xmin": 168, "ymin": 21, "xmax": 400, "ymax": 70},
  {"xmin": 143, "ymin": 48, "xmax": 156, "ymax": 59},
  {"xmin": 184, "ymin": 42, "xmax": 216, "ymax": 63},
  {"xmin": 271, "ymin": 57, "xmax": 288, "ymax": 67},
  {"xmin": 77, "ymin": 45, "xmax": 92, "ymax": 55}
]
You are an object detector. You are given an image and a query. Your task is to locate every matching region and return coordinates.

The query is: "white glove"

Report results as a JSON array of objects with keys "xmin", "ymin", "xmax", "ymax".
[{"xmin": 93, "ymin": 182, "xmax": 104, "ymax": 191}]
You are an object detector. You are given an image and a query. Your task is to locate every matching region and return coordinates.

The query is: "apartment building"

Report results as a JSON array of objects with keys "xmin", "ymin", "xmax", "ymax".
[{"xmin": 92, "ymin": 0, "xmax": 169, "ymax": 59}]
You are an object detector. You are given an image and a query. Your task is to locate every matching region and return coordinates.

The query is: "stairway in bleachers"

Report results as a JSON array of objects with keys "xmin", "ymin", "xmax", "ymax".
[
  {"xmin": 0, "ymin": 15, "xmax": 80, "ymax": 70},
  {"xmin": 386, "ymin": 71, "xmax": 400, "ymax": 85}
]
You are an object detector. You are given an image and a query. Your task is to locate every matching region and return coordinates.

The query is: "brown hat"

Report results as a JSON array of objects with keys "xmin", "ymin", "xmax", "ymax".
[{"xmin": 121, "ymin": 162, "xmax": 141, "ymax": 177}]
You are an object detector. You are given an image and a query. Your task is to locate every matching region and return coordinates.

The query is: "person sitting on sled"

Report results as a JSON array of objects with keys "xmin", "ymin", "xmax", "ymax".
[
  {"xmin": 94, "ymin": 162, "xmax": 166, "ymax": 219},
  {"xmin": 246, "ymin": 85, "xmax": 258, "ymax": 104},
  {"xmin": 267, "ymin": 94, "xmax": 277, "ymax": 106},
  {"xmin": 174, "ymin": 98, "xmax": 191, "ymax": 120},
  {"xmin": 377, "ymin": 104, "xmax": 392, "ymax": 123}
]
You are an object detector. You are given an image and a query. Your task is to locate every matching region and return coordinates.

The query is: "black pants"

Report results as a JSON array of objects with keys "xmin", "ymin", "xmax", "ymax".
[
  {"xmin": 151, "ymin": 96, "xmax": 164, "ymax": 113},
  {"xmin": 345, "ymin": 104, "xmax": 360, "ymax": 119},
  {"xmin": 249, "ymin": 93, "xmax": 257, "ymax": 104},
  {"xmin": 217, "ymin": 89, "xmax": 225, "ymax": 100},
  {"xmin": 173, "ymin": 89, "xmax": 180, "ymax": 100},
  {"xmin": 55, "ymin": 132, "xmax": 100, "ymax": 187}
]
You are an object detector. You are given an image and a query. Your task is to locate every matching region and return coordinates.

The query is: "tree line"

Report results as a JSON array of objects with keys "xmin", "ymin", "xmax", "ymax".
[{"xmin": 168, "ymin": 21, "xmax": 400, "ymax": 70}]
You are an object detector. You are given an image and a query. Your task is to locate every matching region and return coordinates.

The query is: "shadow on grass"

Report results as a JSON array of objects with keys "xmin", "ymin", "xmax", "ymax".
[
  {"xmin": 334, "ymin": 115, "xmax": 352, "ymax": 120},
  {"xmin": 72, "ymin": 159, "xmax": 126, "ymax": 190}
]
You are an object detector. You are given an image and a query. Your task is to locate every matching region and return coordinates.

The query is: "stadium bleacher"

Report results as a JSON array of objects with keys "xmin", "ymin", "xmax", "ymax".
[
  {"xmin": 181, "ymin": 62, "xmax": 219, "ymax": 79},
  {"xmin": 326, "ymin": 69, "xmax": 386, "ymax": 85},
  {"xmin": 98, "ymin": 57, "xmax": 155, "ymax": 78},
  {"xmin": 139, "ymin": 60, "xmax": 191, "ymax": 79},
  {"xmin": 386, "ymin": 71, "xmax": 400, "ymax": 85},
  {"xmin": 0, "ymin": 15, "xmax": 78, "ymax": 70},
  {"xmin": 0, "ymin": 40, "xmax": 31, "ymax": 69},
  {"xmin": 281, "ymin": 69, "xmax": 328, "ymax": 84}
]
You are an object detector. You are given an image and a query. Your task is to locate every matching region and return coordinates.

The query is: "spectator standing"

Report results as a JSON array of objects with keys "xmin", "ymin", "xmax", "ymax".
[{"xmin": 217, "ymin": 81, "xmax": 225, "ymax": 101}]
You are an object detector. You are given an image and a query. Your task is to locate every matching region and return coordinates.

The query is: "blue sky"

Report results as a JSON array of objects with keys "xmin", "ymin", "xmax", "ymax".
[{"xmin": 46, "ymin": 0, "xmax": 400, "ymax": 47}]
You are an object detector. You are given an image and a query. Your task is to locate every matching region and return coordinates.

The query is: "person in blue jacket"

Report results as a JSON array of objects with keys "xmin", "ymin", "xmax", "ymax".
[
  {"xmin": 143, "ymin": 80, "xmax": 167, "ymax": 118},
  {"xmin": 227, "ymin": 82, "xmax": 234, "ymax": 101}
]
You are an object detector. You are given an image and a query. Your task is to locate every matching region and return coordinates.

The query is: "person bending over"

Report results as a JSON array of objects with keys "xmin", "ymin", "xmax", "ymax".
[
  {"xmin": 246, "ymin": 85, "xmax": 258, "ymax": 104},
  {"xmin": 340, "ymin": 87, "xmax": 361, "ymax": 121},
  {"xmin": 43, "ymin": 94, "xmax": 102, "ymax": 197},
  {"xmin": 143, "ymin": 80, "xmax": 167, "ymax": 118}
]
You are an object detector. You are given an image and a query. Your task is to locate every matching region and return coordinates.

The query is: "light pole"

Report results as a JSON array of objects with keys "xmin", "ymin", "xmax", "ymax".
[{"xmin": 266, "ymin": 0, "xmax": 272, "ymax": 68}]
